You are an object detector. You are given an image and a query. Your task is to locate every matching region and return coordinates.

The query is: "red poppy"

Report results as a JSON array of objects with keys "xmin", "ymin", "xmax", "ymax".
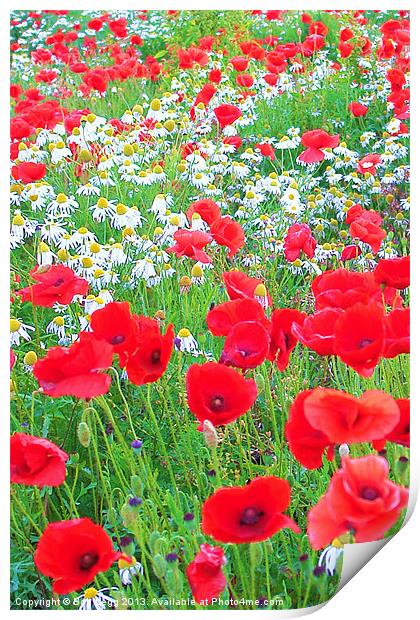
[
  {"xmin": 357, "ymin": 153, "xmax": 381, "ymax": 175},
  {"xmin": 374, "ymin": 255, "xmax": 410, "ymax": 289},
  {"xmin": 291, "ymin": 308, "xmax": 343, "ymax": 355},
  {"xmin": 34, "ymin": 518, "xmax": 123, "ymax": 594},
  {"xmin": 348, "ymin": 102, "xmax": 368, "ymax": 117},
  {"xmin": 18, "ymin": 265, "xmax": 89, "ymax": 307},
  {"xmin": 303, "ymin": 388, "xmax": 400, "ymax": 444},
  {"xmin": 214, "ymin": 104, "xmax": 242, "ymax": 127},
  {"xmin": 186, "ymin": 199, "xmax": 221, "ymax": 226},
  {"xmin": 208, "ymin": 68, "xmax": 222, "ymax": 83},
  {"xmin": 307, "ymin": 455, "xmax": 409, "ymax": 549},
  {"xmin": 298, "ymin": 129, "xmax": 340, "ymax": 164},
  {"xmin": 166, "ymin": 229, "xmax": 213, "ymax": 263},
  {"xmin": 186, "ymin": 362, "xmax": 257, "ymax": 427},
  {"xmin": 186, "ymin": 544, "xmax": 227, "ymax": 605},
  {"xmin": 210, "ymin": 216, "xmax": 245, "ymax": 258},
  {"xmin": 11, "ymin": 433, "xmax": 68, "ymax": 487},
  {"xmin": 11, "ymin": 162, "xmax": 46, "ymax": 183},
  {"xmin": 223, "ymin": 270, "xmax": 272, "ymax": 306},
  {"xmin": 221, "ymin": 320, "xmax": 270, "ymax": 369},
  {"xmin": 311, "ymin": 268, "xmax": 380, "ymax": 311},
  {"xmin": 90, "ymin": 301, "xmax": 138, "ymax": 359},
  {"xmin": 230, "ymin": 56, "xmax": 249, "ymax": 71},
  {"xmin": 33, "ymin": 332, "xmax": 114, "ymax": 399},
  {"xmin": 236, "ymin": 73, "xmax": 254, "ymax": 88},
  {"xmin": 255, "ymin": 142, "xmax": 276, "ymax": 160},
  {"xmin": 349, "ymin": 217, "xmax": 386, "ymax": 254},
  {"xmin": 372, "ymin": 398, "xmax": 410, "ymax": 451},
  {"xmin": 202, "ymin": 477, "xmax": 300, "ymax": 544},
  {"xmin": 268, "ymin": 308, "xmax": 307, "ymax": 371},
  {"xmin": 206, "ymin": 298, "xmax": 270, "ymax": 337},
  {"xmin": 334, "ymin": 301, "xmax": 385, "ymax": 377},
  {"xmin": 286, "ymin": 390, "xmax": 335, "ymax": 469},
  {"xmin": 383, "ymin": 307, "xmax": 410, "ymax": 358},
  {"xmin": 284, "ymin": 223, "xmax": 317, "ymax": 262},
  {"xmin": 341, "ymin": 244, "xmax": 361, "ymax": 261},
  {"xmin": 125, "ymin": 321, "xmax": 174, "ymax": 385}
]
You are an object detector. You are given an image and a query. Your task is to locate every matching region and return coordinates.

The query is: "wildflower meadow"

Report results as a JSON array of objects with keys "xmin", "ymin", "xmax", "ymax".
[{"xmin": 9, "ymin": 8, "xmax": 410, "ymax": 612}]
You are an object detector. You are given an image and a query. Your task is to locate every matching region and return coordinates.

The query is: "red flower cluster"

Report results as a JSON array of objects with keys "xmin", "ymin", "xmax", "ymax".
[
  {"xmin": 307, "ymin": 455, "xmax": 408, "ymax": 548},
  {"xmin": 90, "ymin": 301, "xmax": 174, "ymax": 385},
  {"xmin": 11, "ymin": 434, "xmax": 68, "ymax": 487},
  {"xmin": 202, "ymin": 477, "xmax": 300, "ymax": 543},
  {"xmin": 34, "ymin": 518, "xmax": 124, "ymax": 594}
]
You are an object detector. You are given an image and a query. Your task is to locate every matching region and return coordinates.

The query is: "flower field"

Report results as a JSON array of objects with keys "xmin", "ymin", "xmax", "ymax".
[{"xmin": 10, "ymin": 9, "xmax": 410, "ymax": 611}]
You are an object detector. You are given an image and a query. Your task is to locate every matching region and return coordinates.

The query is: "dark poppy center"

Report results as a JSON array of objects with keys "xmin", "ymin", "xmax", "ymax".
[
  {"xmin": 151, "ymin": 349, "xmax": 161, "ymax": 364},
  {"xmin": 358, "ymin": 338, "xmax": 373, "ymax": 349},
  {"xmin": 54, "ymin": 278, "xmax": 65, "ymax": 287},
  {"xmin": 79, "ymin": 552, "xmax": 99, "ymax": 570},
  {"xmin": 111, "ymin": 334, "xmax": 125, "ymax": 345},
  {"xmin": 209, "ymin": 396, "xmax": 225, "ymax": 412},
  {"xmin": 240, "ymin": 506, "xmax": 264, "ymax": 526},
  {"xmin": 360, "ymin": 486, "xmax": 379, "ymax": 501}
]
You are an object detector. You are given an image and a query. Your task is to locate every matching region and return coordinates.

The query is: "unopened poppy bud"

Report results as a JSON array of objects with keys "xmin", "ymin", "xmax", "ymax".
[
  {"xmin": 131, "ymin": 475, "xmax": 143, "ymax": 497},
  {"xmin": 152, "ymin": 554, "xmax": 167, "ymax": 578},
  {"xmin": 202, "ymin": 419, "xmax": 218, "ymax": 449},
  {"xmin": 165, "ymin": 562, "xmax": 182, "ymax": 596},
  {"xmin": 339, "ymin": 443, "xmax": 349, "ymax": 458},
  {"xmin": 255, "ymin": 372, "xmax": 265, "ymax": 393},
  {"xmin": 249, "ymin": 542, "xmax": 264, "ymax": 566},
  {"xmin": 396, "ymin": 455, "xmax": 409, "ymax": 479},
  {"xmin": 24, "ymin": 350, "xmax": 37, "ymax": 366},
  {"xmin": 77, "ymin": 422, "xmax": 91, "ymax": 447},
  {"xmin": 121, "ymin": 502, "xmax": 138, "ymax": 527}
]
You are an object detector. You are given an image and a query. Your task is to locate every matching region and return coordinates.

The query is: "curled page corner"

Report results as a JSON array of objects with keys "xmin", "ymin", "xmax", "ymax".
[{"xmin": 337, "ymin": 479, "xmax": 418, "ymax": 593}]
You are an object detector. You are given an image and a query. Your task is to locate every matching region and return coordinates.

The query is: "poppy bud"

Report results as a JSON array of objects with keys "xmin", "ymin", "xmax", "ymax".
[
  {"xmin": 152, "ymin": 554, "xmax": 167, "ymax": 578},
  {"xmin": 77, "ymin": 422, "xmax": 91, "ymax": 448},
  {"xmin": 202, "ymin": 419, "xmax": 218, "ymax": 449},
  {"xmin": 396, "ymin": 455, "xmax": 409, "ymax": 480},
  {"xmin": 121, "ymin": 502, "xmax": 138, "ymax": 527},
  {"xmin": 131, "ymin": 475, "xmax": 143, "ymax": 497},
  {"xmin": 165, "ymin": 563, "xmax": 182, "ymax": 596},
  {"xmin": 249, "ymin": 542, "xmax": 264, "ymax": 566},
  {"xmin": 255, "ymin": 372, "xmax": 265, "ymax": 393}
]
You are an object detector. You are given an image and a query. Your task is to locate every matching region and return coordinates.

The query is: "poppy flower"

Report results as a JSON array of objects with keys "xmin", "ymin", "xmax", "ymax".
[
  {"xmin": 285, "ymin": 391, "xmax": 335, "ymax": 469},
  {"xmin": 11, "ymin": 433, "xmax": 68, "ymax": 487},
  {"xmin": 349, "ymin": 217, "xmax": 386, "ymax": 254},
  {"xmin": 223, "ymin": 270, "xmax": 272, "ymax": 306},
  {"xmin": 348, "ymin": 102, "xmax": 368, "ymax": 117},
  {"xmin": 125, "ymin": 321, "xmax": 174, "ymax": 385},
  {"xmin": 357, "ymin": 153, "xmax": 381, "ymax": 175},
  {"xmin": 291, "ymin": 308, "xmax": 343, "ymax": 355},
  {"xmin": 255, "ymin": 142, "xmax": 276, "ymax": 160},
  {"xmin": 186, "ymin": 544, "xmax": 227, "ymax": 605},
  {"xmin": 186, "ymin": 199, "xmax": 221, "ymax": 226},
  {"xmin": 372, "ymin": 398, "xmax": 410, "ymax": 452},
  {"xmin": 284, "ymin": 223, "xmax": 317, "ymax": 262},
  {"xmin": 303, "ymin": 388, "xmax": 400, "ymax": 444},
  {"xmin": 186, "ymin": 362, "xmax": 257, "ymax": 427},
  {"xmin": 11, "ymin": 162, "xmax": 46, "ymax": 183},
  {"xmin": 307, "ymin": 455, "xmax": 409, "ymax": 549},
  {"xmin": 166, "ymin": 229, "xmax": 213, "ymax": 263},
  {"xmin": 202, "ymin": 477, "xmax": 300, "ymax": 544},
  {"xmin": 214, "ymin": 104, "xmax": 242, "ymax": 127},
  {"xmin": 221, "ymin": 320, "xmax": 270, "ymax": 369},
  {"xmin": 206, "ymin": 298, "xmax": 270, "ymax": 337},
  {"xmin": 298, "ymin": 129, "xmax": 340, "ymax": 164},
  {"xmin": 210, "ymin": 216, "xmax": 245, "ymax": 258},
  {"xmin": 230, "ymin": 56, "xmax": 249, "ymax": 71},
  {"xmin": 34, "ymin": 518, "xmax": 124, "ymax": 594},
  {"xmin": 341, "ymin": 244, "xmax": 361, "ymax": 261},
  {"xmin": 334, "ymin": 301, "xmax": 386, "ymax": 377},
  {"xmin": 383, "ymin": 307, "xmax": 410, "ymax": 358},
  {"xmin": 268, "ymin": 308, "xmax": 307, "ymax": 371},
  {"xmin": 18, "ymin": 264, "xmax": 89, "ymax": 307},
  {"xmin": 374, "ymin": 255, "xmax": 410, "ymax": 289},
  {"xmin": 311, "ymin": 268, "xmax": 380, "ymax": 311},
  {"xmin": 33, "ymin": 332, "xmax": 114, "ymax": 399},
  {"xmin": 90, "ymin": 301, "xmax": 138, "ymax": 359}
]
